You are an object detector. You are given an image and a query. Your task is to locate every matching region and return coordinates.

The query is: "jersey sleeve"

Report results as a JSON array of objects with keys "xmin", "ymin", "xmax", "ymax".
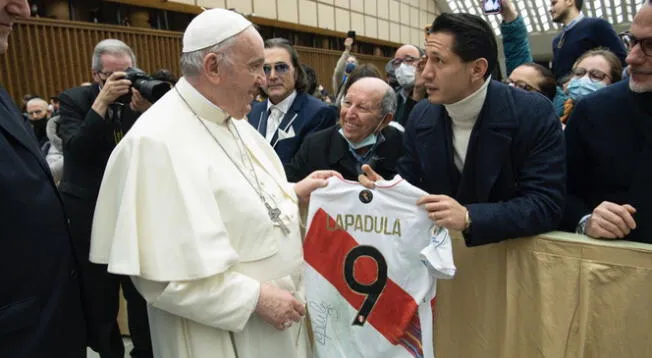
[{"xmin": 419, "ymin": 225, "xmax": 456, "ymax": 279}]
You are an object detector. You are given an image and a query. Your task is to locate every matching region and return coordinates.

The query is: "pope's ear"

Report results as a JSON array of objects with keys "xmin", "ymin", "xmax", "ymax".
[{"xmin": 202, "ymin": 52, "xmax": 224, "ymax": 83}]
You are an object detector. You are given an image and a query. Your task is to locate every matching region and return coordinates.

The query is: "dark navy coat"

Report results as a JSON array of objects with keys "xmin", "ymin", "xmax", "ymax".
[{"xmin": 398, "ymin": 80, "xmax": 566, "ymax": 246}]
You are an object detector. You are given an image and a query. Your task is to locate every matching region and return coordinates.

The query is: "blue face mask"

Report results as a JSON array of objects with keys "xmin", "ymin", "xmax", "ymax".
[
  {"xmin": 339, "ymin": 128, "xmax": 377, "ymax": 149},
  {"xmin": 345, "ymin": 62, "xmax": 357, "ymax": 74},
  {"xmin": 567, "ymin": 77, "xmax": 606, "ymax": 101},
  {"xmin": 552, "ymin": 86, "xmax": 570, "ymax": 117}
]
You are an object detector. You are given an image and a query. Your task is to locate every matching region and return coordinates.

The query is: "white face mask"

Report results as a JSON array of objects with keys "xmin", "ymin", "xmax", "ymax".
[{"xmin": 395, "ymin": 63, "xmax": 416, "ymax": 89}]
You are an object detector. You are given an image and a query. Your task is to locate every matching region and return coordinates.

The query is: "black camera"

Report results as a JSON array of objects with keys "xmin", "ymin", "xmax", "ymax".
[{"xmin": 116, "ymin": 67, "xmax": 172, "ymax": 105}]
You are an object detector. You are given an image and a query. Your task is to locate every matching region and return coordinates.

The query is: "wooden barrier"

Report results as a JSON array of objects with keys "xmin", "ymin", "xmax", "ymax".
[
  {"xmin": 0, "ymin": 18, "xmax": 389, "ymax": 106},
  {"xmin": 435, "ymin": 232, "xmax": 652, "ymax": 357}
]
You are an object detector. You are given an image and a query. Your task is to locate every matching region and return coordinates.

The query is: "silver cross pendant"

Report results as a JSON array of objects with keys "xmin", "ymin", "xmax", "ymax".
[{"xmin": 265, "ymin": 202, "xmax": 290, "ymax": 235}]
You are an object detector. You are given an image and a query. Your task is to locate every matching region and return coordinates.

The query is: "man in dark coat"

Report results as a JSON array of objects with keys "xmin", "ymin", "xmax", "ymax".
[
  {"xmin": 363, "ymin": 13, "xmax": 565, "ymax": 247},
  {"xmin": 562, "ymin": 4, "xmax": 652, "ymax": 244},
  {"xmin": 285, "ymin": 77, "xmax": 401, "ymax": 182},
  {"xmin": 58, "ymin": 39, "xmax": 153, "ymax": 358},
  {"xmin": 0, "ymin": 1, "xmax": 86, "ymax": 357}
]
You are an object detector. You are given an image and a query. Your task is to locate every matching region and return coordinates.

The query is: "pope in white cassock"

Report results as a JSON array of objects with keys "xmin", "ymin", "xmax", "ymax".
[{"xmin": 89, "ymin": 8, "xmax": 340, "ymax": 358}]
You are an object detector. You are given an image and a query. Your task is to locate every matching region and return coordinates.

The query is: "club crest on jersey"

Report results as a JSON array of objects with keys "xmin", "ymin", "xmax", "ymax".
[
  {"xmin": 359, "ymin": 189, "xmax": 373, "ymax": 204},
  {"xmin": 430, "ymin": 225, "xmax": 448, "ymax": 248}
]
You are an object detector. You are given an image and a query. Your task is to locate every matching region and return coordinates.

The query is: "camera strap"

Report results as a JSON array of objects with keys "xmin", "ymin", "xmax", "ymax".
[{"xmin": 108, "ymin": 103, "xmax": 126, "ymax": 144}]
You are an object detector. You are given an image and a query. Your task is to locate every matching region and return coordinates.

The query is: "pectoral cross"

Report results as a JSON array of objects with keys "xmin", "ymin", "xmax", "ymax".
[{"xmin": 265, "ymin": 201, "xmax": 290, "ymax": 235}]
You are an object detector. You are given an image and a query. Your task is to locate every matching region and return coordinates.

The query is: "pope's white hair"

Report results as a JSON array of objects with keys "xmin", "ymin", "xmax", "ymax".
[{"xmin": 180, "ymin": 25, "xmax": 252, "ymax": 77}]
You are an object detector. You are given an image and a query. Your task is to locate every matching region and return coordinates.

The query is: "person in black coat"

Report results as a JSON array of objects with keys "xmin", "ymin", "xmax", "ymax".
[
  {"xmin": 58, "ymin": 39, "xmax": 153, "ymax": 358},
  {"xmin": 362, "ymin": 13, "xmax": 565, "ymax": 247},
  {"xmin": 285, "ymin": 77, "xmax": 401, "ymax": 182},
  {"xmin": 0, "ymin": 1, "xmax": 86, "ymax": 357},
  {"xmin": 561, "ymin": 4, "xmax": 652, "ymax": 243}
]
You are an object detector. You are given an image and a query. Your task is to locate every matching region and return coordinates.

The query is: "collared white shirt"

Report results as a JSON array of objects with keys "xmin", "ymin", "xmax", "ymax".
[
  {"xmin": 265, "ymin": 90, "xmax": 297, "ymax": 141},
  {"xmin": 563, "ymin": 13, "xmax": 585, "ymax": 31}
]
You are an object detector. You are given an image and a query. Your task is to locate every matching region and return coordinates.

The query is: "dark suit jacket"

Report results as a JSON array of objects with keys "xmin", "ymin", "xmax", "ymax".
[
  {"xmin": 562, "ymin": 80, "xmax": 652, "ymax": 244},
  {"xmin": 394, "ymin": 92, "xmax": 417, "ymax": 127},
  {"xmin": 284, "ymin": 125, "xmax": 404, "ymax": 182},
  {"xmin": 248, "ymin": 91, "xmax": 336, "ymax": 164},
  {"xmin": 57, "ymin": 84, "xmax": 139, "ymax": 251},
  {"xmin": 399, "ymin": 81, "xmax": 566, "ymax": 246},
  {"xmin": 0, "ymin": 86, "xmax": 85, "ymax": 357}
]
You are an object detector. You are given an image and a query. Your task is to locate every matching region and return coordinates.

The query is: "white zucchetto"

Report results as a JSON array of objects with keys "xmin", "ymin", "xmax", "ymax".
[{"xmin": 182, "ymin": 8, "xmax": 252, "ymax": 53}]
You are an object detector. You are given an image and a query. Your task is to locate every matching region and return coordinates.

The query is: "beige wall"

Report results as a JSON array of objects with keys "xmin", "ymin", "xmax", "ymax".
[{"xmin": 169, "ymin": 0, "xmax": 442, "ymax": 45}]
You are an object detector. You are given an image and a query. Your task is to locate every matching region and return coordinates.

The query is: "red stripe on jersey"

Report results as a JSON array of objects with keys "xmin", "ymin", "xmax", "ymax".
[{"xmin": 304, "ymin": 209, "xmax": 419, "ymax": 345}]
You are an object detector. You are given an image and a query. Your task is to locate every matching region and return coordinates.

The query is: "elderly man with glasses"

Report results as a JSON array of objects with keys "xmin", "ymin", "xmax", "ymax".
[
  {"xmin": 391, "ymin": 44, "xmax": 425, "ymax": 126},
  {"xmin": 248, "ymin": 38, "xmax": 336, "ymax": 165},
  {"xmin": 562, "ymin": 3, "xmax": 652, "ymax": 244},
  {"xmin": 56, "ymin": 38, "xmax": 154, "ymax": 358}
]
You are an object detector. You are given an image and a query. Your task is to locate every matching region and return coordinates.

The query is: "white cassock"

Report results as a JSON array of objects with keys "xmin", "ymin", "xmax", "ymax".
[{"xmin": 90, "ymin": 77, "xmax": 311, "ymax": 358}]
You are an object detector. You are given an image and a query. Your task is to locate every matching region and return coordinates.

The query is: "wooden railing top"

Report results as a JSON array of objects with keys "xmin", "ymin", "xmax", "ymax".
[{"xmin": 16, "ymin": 17, "xmax": 182, "ymax": 38}]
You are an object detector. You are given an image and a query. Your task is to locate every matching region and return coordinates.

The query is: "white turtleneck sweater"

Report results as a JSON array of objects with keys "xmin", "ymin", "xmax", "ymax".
[{"xmin": 444, "ymin": 77, "xmax": 491, "ymax": 171}]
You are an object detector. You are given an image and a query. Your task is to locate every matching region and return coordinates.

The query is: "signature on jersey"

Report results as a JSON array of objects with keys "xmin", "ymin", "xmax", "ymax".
[{"xmin": 308, "ymin": 301, "xmax": 339, "ymax": 345}]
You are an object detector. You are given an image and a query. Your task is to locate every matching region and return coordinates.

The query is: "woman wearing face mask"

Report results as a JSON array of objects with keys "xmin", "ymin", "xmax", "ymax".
[{"xmin": 557, "ymin": 48, "xmax": 623, "ymax": 124}]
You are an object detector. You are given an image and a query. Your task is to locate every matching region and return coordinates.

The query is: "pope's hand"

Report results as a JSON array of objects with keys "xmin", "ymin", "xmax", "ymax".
[
  {"xmin": 255, "ymin": 283, "xmax": 306, "ymax": 330},
  {"xmin": 358, "ymin": 164, "xmax": 385, "ymax": 189},
  {"xmin": 294, "ymin": 170, "xmax": 342, "ymax": 204}
]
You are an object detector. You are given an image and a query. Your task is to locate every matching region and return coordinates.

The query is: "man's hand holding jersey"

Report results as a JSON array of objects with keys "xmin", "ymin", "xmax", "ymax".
[{"xmin": 359, "ymin": 165, "xmax": 471, "ymax": 231}]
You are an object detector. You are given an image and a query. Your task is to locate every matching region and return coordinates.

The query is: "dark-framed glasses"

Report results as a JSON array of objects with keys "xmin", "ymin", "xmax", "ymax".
[
  {"xmin": 391, "ymin": 56, "xmax": 420, "ymax": 68},
  {"xmin": 504, "ymin": 78, "xmax": 540, "ymax": 93},
  {"xmin": 619, "ymin": 32, "xmax": 652, "ymax": 57},
  {"xmin": 263, "ymin": 62, "xmax": 291, "ymax": 76},
  {"xmin": 571, "ymin": 67, "xmax": 610, "ymax": 82},
  {"xmin": 97, "ymin": 70, "xmax": 114, "ymax": 78}
]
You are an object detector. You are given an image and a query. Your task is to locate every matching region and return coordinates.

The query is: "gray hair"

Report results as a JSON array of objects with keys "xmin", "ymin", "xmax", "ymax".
[
  {"xmin": 91, "ymin": 39, "xmax": 136, "ymax": 72},
  {"xmin": 179, "ymin": 26, "xmax": 250, "ymax": 77},
  {"xmin": 379, "ymin": 88, "xmax": 397, "ymax": 118}
]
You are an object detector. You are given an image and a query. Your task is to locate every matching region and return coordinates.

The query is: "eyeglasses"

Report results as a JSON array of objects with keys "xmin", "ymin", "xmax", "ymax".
[
  {"xmin": 504, "ymin": 79, "xmax": 541, "ymax": 93},
  {"xmin": 97, "ymin": 70, "xmax": 114, "ymax": 78},
  {"xmin": 619, "ymin": 32, "xmax": 652, "ymax": 57},
  {"xmin": 263, "ymin": 63, "xmax": 291, "ymax": 76},
  {"xmin": 571, "ymin": 67, "xmax": 610, "ymax": 82},
  {"xmin": 391, "ymin": 56, "xmax": 420, "ymax": 68}
]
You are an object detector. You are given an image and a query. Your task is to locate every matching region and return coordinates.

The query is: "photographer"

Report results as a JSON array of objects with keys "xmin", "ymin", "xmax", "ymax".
[{"xmin": 57, "ymin": 39, "xmax": 154, "ymax": 358}]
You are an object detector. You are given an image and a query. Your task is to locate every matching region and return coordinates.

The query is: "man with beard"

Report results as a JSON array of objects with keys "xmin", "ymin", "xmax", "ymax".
[
  {"xmin": 562, "ymin": 3, "xmax": 652, "ymax": 244},
  {"xmin": 549, "ymin": 0, "xmax": 626, "ymax": 79}
]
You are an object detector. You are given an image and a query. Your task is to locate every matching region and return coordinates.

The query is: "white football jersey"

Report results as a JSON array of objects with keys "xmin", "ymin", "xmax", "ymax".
[{"xmin": 304, "ymin": 176, "xmax": 456, "ymax": 358}]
